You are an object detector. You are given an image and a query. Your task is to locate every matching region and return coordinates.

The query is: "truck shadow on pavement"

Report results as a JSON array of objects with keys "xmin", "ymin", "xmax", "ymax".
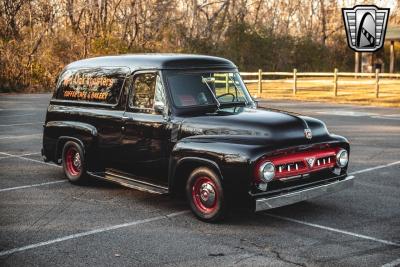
[{"xmin": 72, "ymin": 175, "xmax": 339, "ymax": 226}]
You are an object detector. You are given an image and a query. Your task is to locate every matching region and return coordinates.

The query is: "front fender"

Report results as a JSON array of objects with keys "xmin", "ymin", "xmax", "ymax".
[{"xmin": 168, "ymin": 135, "xmax": 256, "ymax": 195}]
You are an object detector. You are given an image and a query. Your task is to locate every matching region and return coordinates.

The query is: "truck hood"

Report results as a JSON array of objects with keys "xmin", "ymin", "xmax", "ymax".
[{"xmin": 178, "ymin": 107, "xmax": 330, "ymax": 145}]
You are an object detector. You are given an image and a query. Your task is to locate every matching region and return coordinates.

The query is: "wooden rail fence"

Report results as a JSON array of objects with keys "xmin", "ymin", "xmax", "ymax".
[{"xmin": 240, "ymin": 69, "xmax": 400, "ymax": 98}]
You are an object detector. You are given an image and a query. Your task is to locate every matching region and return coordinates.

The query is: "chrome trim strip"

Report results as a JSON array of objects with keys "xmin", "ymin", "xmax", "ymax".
[
  {"xmin": 105, "ymin": 171, "xmax": 168, "ymax": 190},
  {"xmin": 88, "ymin": 171, "xmax": 168, "ymax": 195},
  {"xmin": 255, "ymin": 175, "xmax": 354, "ymax": 212},
  {"xmin": 279, "ymin": 174, "xmax": 302, "ymax": 181}
]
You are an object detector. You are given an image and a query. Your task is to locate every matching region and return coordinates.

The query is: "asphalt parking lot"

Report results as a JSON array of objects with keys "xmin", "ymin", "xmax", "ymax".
[{"xmin": 0, "ymin": 94, "xmax": 399, "ymax": 267}]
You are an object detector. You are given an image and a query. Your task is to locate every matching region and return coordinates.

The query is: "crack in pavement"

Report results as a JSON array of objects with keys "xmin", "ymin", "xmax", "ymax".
[
  {"xmin": 239, "ymin": 238, "xmax": 307, "ymax": 266},
  {"xmin": 270, "ymin": 249, "xmax": 307, "ymax": 267}
]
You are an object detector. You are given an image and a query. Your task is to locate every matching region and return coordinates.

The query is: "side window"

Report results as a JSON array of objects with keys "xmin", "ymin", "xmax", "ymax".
[
  {"xmin": 130, "ymin": 73, "xmax": 165, "ymax": 111},
  {"xmin": 154, "ymin": 75, "xmax": 166, "ymax": 106},
  {"xmin": 131, "ymin": 73, "xmax": 156, "ymax": 109},
  {"xmin": 56, "ymin": 67, "xmax": 128, "ymax": 105}
]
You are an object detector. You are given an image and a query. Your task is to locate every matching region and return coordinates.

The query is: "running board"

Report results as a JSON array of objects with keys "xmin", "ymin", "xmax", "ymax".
[{"xmin": 88, "ymin": 170, "xmax": 169, "ymax": 195}]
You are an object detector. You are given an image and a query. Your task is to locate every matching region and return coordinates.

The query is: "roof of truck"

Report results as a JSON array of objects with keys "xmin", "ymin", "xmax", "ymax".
[{"xmin": 65, "ymin": 54, "xmax": 237, "ymax": 71}]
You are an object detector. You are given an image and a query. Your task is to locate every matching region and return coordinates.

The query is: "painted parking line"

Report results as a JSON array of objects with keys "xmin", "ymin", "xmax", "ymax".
[
  {"xmin": 260, "ymin": 161, "xmax": 400, "ymax": 249},
  {"xmin": 349, "ymin": 161, "xmax": 400, "ymax": 175},
  {"xmin": 316, "ymin": 110, "xmax": 378, "ymax": 117},
  {"xmin": 0, "ymin": 210, "xmax": 190, "ymax": 257},
  {"xmin": 382, "ymin": 258, "xmax": 400, "ymax": 267},
  {"xmin": 0, "ymin": 152, "xmax": 40, "ymax": 160},
  {"xmin": 0, "ymin": 152, "xmax": 59, "ymax": 168},
  {"xmin": 0, "ymin": 122, "xmax": 42, "ymax": 127},
  {"xmin": 0, "ymin": 134, "xmax": 42, "ymax": 140},
  {"xmin": 265, "ymin": 213, "xmax": 400, "ymax": 247},
  {"xmin": 0, "ymin": 155, "xmax": 398, "ymax": 257},
  {"xmin": 0, "ymin": 113, "xmax": 36, "ymax": 118},
  {"xmin": 0, "ymin": 180, "xmax": 67, "ymax": 192},
  {"xmin": 371, "ymin": 115, "xmax": 400, "ymax": 121},
  {"xmin": 0, "ymin": 108, "xmax": 44, "ymax": 111},
  {"xmin": 314, "ymin": 110, "xmax": 400, "ymax": 120}
]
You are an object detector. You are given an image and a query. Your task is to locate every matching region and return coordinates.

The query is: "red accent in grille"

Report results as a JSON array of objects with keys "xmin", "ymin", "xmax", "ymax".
[{"xmin": 255, "ymin": 148, "xmax": 340, "ymax": 182}]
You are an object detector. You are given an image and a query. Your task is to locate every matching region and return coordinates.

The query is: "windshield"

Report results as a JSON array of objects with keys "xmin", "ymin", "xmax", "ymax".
[{"xmin": 165, "ymin": 71, "xmax": 253, "ymax": 108}]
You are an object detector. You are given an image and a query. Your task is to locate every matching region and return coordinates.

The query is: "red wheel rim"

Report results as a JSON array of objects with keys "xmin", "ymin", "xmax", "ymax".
[
  {"xmin": 65, "ymin": 147, "xmax": 81, "ymax": 176},
  {"xmin": 192, "ymin": 176, "xmax": 218, "ymax": 214}
]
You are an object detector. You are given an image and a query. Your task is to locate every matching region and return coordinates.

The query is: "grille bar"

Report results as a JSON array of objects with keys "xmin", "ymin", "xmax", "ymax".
[{"xmin": 269, "ymin": 148, "xmax": 338, "ymax": 179}]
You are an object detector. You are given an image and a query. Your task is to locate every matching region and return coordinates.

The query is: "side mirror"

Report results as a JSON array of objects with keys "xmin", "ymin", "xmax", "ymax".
[
  {"xmin": 253, "ymin": 99, "xmax": 259, "ymax": 108},
  {"xmin": 154, "ymin": 101, "xmax": 165, "ymax": 114}
]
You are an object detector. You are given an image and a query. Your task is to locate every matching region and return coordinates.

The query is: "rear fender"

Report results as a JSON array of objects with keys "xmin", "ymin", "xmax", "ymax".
[{"xmin": 43, "ymin": 121, "xmax": 98, "ymax": 164}]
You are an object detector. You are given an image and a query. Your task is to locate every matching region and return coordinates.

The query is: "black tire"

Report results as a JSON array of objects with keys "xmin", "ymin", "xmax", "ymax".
[
  {"xmin": 62, "ymin": 141, "xmax": 88, "ymax": 184},
  {"xmin": 186, "ymin": 167, "xmax": 226, "ymax": 222}
]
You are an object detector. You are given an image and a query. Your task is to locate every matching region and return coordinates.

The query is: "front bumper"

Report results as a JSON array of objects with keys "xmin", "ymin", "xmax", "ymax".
[{"xmin": 254, "ymin": 175, "xmax": 354, "ymax": 212}]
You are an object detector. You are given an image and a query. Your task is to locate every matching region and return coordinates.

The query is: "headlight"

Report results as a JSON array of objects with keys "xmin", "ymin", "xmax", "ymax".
[
  {"xmin": 336, "ymin": 149, "xmax": 349, "ymax": 167},
  {"xmin": 258, "ymin": 161, "xmax": 275, "ymax": 182}
]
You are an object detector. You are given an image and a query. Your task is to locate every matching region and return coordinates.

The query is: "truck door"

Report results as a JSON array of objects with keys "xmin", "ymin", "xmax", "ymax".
[{"xmin": 117, "ymin": 71, "xmax": 170, "ymax": 182}]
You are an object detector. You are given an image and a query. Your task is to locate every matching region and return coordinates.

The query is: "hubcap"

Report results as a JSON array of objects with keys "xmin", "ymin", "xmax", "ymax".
[
  {"xmin": 199, "ymin": 183, "xmax": 216, "ymax": 207},
  {"xmin": 73, "ymin": 153, "xmax": 81, "ymax": 169},
  {"xmin": 65, "ymin": 147, "xmax": 81, "ymax": 176},
  {"xmin": 192, "ymin": 176, "xmax": 218, "ymax": 214}
]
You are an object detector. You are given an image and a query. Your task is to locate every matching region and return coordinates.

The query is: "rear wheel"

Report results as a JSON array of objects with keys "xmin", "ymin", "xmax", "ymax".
[
  {"xmin": 186, "ymin": 167, "xmax": 225, "ymax": 222},
  {"xmin": 62, "ymin": 141, "xmax": 88, "ymax": 184}
]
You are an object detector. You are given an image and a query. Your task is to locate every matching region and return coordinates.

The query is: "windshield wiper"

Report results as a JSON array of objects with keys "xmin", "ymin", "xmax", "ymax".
[
  {"xmin": 219, "ymin": 101, "xmax": 247, "ymax": 108},
  {"xmin": 201, "ymin": 76, "xmax": 221, "ymax": 108},
  {"xmin": 228, "ymin": 75, "xmax": 249, "ymax": 105}
]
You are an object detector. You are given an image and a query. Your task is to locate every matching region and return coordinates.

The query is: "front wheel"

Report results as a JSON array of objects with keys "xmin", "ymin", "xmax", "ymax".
[
  {"xmin": 186, "ymin": 167, "xmax": 226, "ymax": 222},
  {"xmin": 62, "ymin": 141, "xmax": 88, "ymax": 184}
]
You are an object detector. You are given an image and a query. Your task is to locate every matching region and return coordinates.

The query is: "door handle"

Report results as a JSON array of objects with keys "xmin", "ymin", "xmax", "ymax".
[{"xmin": 122, "ymin": 116, "xmax": 129, "ymax": 121}]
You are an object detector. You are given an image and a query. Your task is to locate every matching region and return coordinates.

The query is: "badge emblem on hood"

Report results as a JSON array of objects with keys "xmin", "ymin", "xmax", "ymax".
[
  {"xmin": 304, "ymin": 128, "xmax": 312, "ymax": 139},
  {"xmin": 306, "ymin": 157, "xmax": 316, "ymax": 168}
]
